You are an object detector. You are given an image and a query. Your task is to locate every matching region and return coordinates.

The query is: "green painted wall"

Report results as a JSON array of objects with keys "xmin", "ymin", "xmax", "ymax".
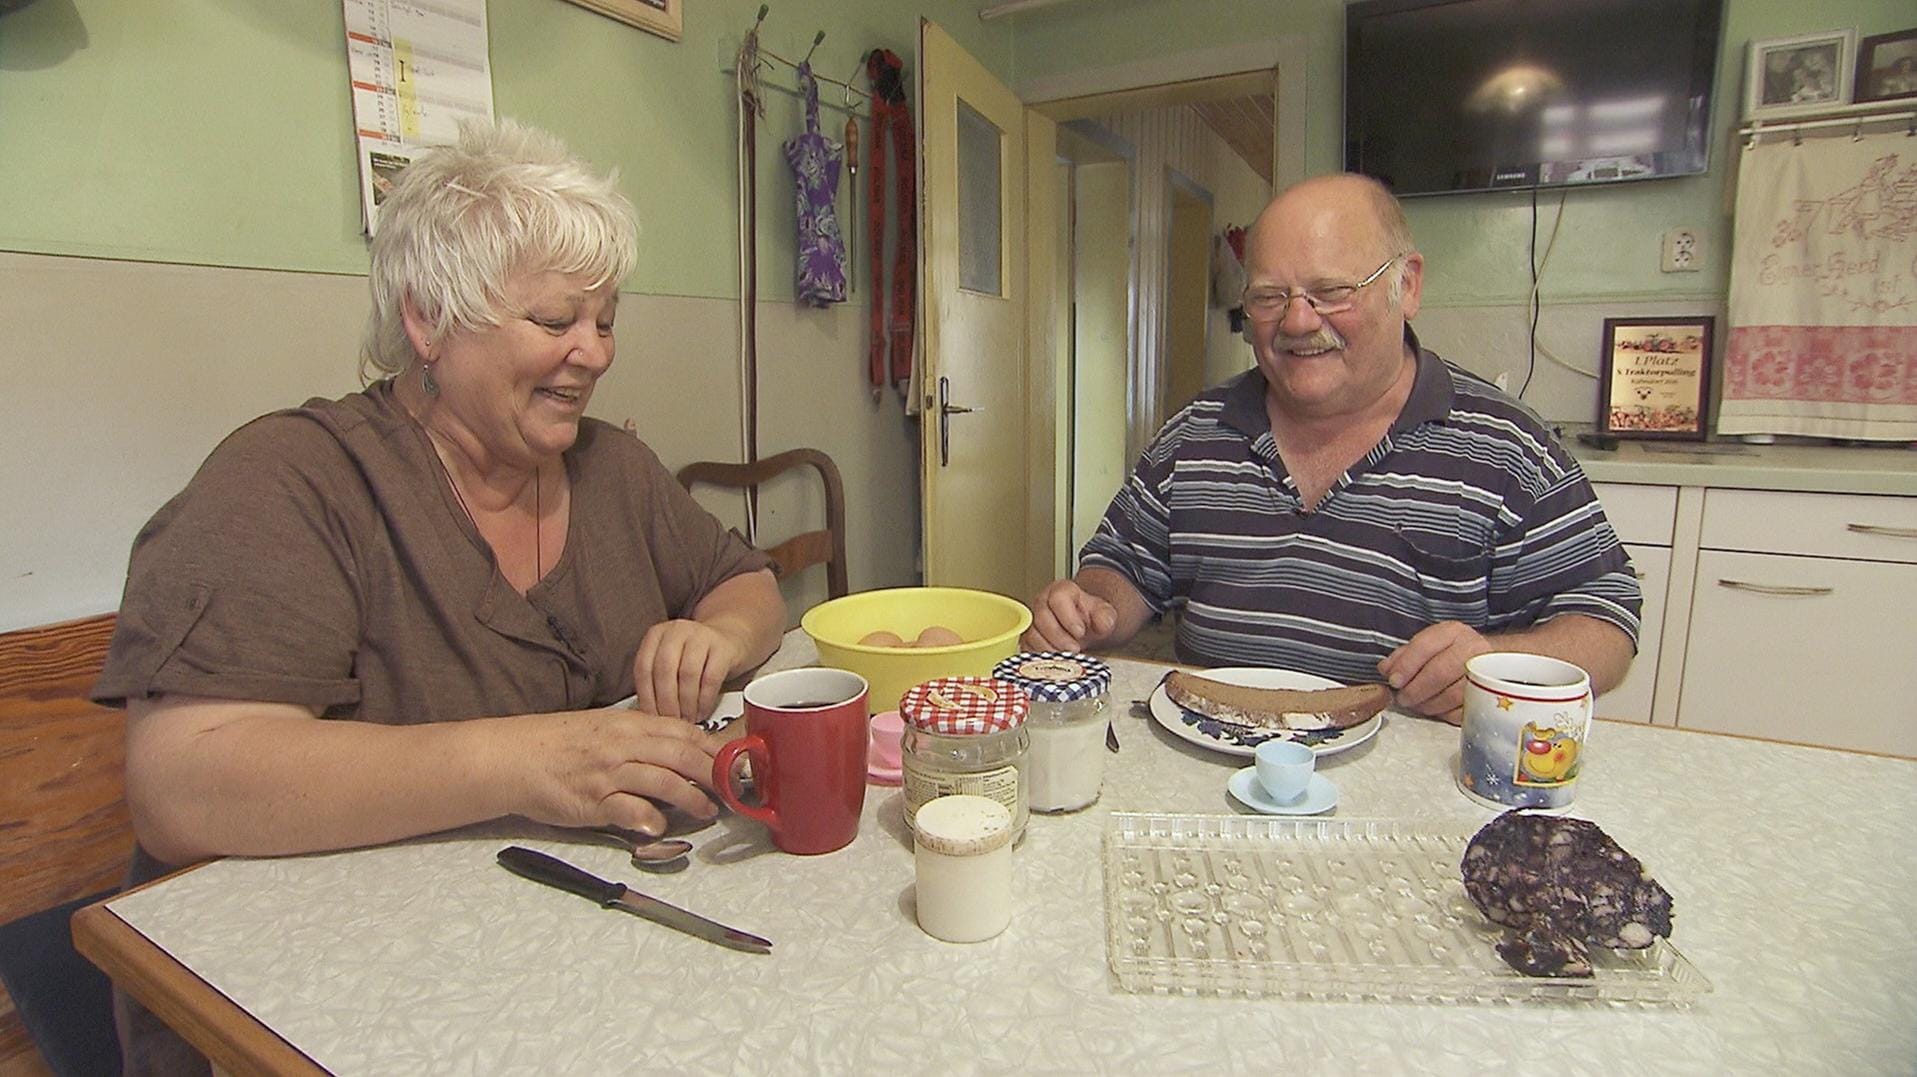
[
  {"xmin": 1012, "ymin": 0, "xmax": 1913, "ymax": 309},
  {"xmin": 0, "ymin": 0, "xmax": 1012, "ymax": 300},
  {"xmin": 4, "ymin": 0, "xmax": 1906, "ymax": 306}
]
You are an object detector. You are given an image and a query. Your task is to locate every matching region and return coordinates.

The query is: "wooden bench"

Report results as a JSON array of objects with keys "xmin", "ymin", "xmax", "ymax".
[{"xmin": 0, "ymin": 614, "xmax": 129, "ymax": 1074}]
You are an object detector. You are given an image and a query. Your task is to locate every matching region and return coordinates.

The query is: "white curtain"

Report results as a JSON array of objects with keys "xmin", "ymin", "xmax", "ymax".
[{"xmin": 1720, "ymin": 131, "xmax": 1917, "ymax": 441}]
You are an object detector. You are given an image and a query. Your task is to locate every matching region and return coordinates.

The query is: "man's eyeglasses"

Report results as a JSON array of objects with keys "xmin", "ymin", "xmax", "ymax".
[{"xmin": 1241, "ymin": 253, "xmax": 1405, "ymax": 318}]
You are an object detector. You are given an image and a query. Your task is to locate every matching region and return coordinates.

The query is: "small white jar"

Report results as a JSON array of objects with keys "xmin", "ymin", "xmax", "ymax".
[
  {"xmin": 913, "ymin": 794, "xmax": 1013, "ymax": 943},
  {"xmin": 992, "ymin": 652, "xmax": 1111, "ymax": 813}
]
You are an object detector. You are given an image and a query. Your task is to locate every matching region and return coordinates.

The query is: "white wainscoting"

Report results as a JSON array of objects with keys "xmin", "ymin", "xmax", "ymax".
[{"xmin": 0, "ymin": 251, "xmax": 916, "ymax": 630}]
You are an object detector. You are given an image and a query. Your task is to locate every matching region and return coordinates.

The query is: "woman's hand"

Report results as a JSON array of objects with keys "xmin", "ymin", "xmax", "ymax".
[
  {"xmin": 633, "ymin": 619, "xmax": 742, "ymax": 721},
  {"xmin": 124, "ymin": 696, "xmax": 725, "ymax": 863},
  {"xmin": 510, "ymin": 707, "xmax": 723, "ymax": 838}
]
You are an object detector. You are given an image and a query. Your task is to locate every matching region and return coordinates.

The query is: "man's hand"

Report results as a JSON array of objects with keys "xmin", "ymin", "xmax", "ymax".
[
  {"xmin": 1023, "ymin": 579, "xmax": 1120, "ymax": 651},
  {"xmin": 1378, "ymin": 621, "xmax": 1493, "ymax": 724},
  {"xmin": 634, "ymin": 619, "xmax": 742, "ymax": 721}
]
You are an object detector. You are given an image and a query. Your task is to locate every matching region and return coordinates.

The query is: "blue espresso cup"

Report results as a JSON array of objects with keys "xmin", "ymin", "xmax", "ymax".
[{"xmin": 1253, "ymin": 739, "xmax": 1315, "ymax": 804}]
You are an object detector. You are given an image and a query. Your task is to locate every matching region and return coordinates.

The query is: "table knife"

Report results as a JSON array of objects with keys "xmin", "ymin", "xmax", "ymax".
[{"xmin": 496, "ymin": 846, "xmax": 772, "ymax": 954}]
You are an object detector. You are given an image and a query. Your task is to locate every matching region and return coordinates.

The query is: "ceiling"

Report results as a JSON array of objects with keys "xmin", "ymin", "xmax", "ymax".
[
  {"xmin": 1191, "ymin": 94, "xmax": 1275, "ymax": 185},
  {"xmin": 1031, "ymin": 73, "xmax": 1277, "ymax": 187}
]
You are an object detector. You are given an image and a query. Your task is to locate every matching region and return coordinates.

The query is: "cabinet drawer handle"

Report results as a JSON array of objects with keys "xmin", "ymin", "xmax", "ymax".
[
  {"xmin": 1846, "ymin": 523, "xmax": 1917, "ymax": 540},
  {"xmin": 1717, "ymin": 579, "xmax": 1834, "ymax": 597},
  {"xmin": 1631, "ymin": 569, "xmax": 1647, "ymax": 580}
]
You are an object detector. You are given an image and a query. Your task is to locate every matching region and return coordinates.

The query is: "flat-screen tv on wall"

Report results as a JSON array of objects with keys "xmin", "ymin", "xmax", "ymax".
[{"xmin": 1344, "ymin": 0, "xmax": 1725, "ymax": 197}]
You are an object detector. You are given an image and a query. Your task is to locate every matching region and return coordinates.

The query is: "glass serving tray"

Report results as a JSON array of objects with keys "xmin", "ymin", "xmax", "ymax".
[{"xmin": 1104, "ymin": 814, "xmax": 1710, "ymax": 1005}]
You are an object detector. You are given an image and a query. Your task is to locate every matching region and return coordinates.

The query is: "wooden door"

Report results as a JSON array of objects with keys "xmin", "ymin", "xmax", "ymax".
[{"xmin": 918, "ymin": 20, "xmax": 1053, "ymax": 600}]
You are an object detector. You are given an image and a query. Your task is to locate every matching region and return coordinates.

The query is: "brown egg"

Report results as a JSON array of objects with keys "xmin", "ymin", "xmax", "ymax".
[
  {"xmin": 914, "ymin": 625, "xmax": 964, "ymax": 648},
  {"xmin": 859, "ymin": 630, "xmax": 906, "ymax": 648}
]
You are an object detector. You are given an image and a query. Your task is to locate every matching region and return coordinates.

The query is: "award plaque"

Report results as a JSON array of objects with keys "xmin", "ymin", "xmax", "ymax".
[{"xmin": 1598, "ymin": 317, "xmax": 1715, "ymax": 441}]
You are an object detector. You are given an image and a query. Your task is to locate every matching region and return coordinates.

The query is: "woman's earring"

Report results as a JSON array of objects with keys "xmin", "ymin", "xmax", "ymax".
[{"xmin": 422, "ymin": 361, "xmax": 439, "ymax": 395}]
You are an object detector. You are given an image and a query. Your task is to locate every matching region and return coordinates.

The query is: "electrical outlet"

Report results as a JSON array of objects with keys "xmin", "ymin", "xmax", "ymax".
[{"xmin": 1660, "ymin": 228, "xmax": 1701, "ymax": 273}]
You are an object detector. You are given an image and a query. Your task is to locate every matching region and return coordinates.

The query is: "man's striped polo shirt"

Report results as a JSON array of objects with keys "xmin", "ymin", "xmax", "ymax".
[{"xmin": 1080, "ymin": 341, "xmax": 1642, "ymax": 684}]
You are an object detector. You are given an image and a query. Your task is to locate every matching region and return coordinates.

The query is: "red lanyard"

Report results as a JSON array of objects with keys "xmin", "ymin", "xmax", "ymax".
[{"xmin": 865, "ymin": 49, "xmax": 916, "ymax": 400}]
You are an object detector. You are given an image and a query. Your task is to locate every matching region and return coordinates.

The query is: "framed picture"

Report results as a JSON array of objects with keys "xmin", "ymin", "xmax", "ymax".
[
  {"xmin": 1598, "ymin": 317, "xmax": 1715, "ymax": 441},
  {"xmin": 1855, "ymin": 29, "xmax": 1917, "ymax": 104},
  {"xmin": 560, "ymin": 0, "xmax": 682, "ymax": 41},
  {"xmin": 1745, "ymin": 29, "xmax": 1854, "ymax": 120}
]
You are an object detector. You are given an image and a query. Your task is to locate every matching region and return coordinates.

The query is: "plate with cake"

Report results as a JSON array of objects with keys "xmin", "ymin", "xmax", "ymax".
[{"xmin": 1148, "ymin": 668, "xmax": 1390, "ymax": 757}]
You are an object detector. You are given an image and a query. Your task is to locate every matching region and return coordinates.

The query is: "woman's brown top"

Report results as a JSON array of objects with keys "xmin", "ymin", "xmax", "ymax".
[
  {"xmin": 92, "ymin": 381, "xmax": 774, "ymax": 1075},
  {"xmin": 94, "ymin": 379, "xmax": 771, "ymax": 723}
]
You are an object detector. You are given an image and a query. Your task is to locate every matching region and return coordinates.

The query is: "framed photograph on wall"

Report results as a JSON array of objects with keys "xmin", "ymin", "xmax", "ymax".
[
  {"xmin": 1855, "ymin": 28, "xmax": 1917, "ymax": 104},
  {"xmin": 1745, "ymin": 29, "xmax": 1854, "ymax": 120},
  {"xmin": 561, "ymin": 0, "xmax": 682, "ymax": 41},
  {"xmin": 1598, "ymin": 317, "xmax": 1715, "ymax": 441}
]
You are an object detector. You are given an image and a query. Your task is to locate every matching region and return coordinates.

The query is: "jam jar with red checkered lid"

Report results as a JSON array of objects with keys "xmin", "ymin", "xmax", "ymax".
[{"xmin": 898, "ymin": 676, "xmax": 1030, "ymax": 842}]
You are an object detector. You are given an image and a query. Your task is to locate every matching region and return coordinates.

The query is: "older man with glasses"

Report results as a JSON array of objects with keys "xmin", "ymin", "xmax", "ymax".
[{"xmin": 1023, "ymin": 173, "xmax": 1640, "ymax": 723}]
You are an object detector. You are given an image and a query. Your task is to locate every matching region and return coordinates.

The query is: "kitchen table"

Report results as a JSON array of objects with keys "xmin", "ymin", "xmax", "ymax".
[{"xmin": 75, "ymin": 635, "xmax": 1917, "ymax": 1075}]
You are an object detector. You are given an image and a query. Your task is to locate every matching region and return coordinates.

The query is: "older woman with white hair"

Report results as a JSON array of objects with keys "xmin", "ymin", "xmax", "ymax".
[
  {"xmin": 96, "ymin": 120, "xmax": 783, "ymax": 874},
  {"xmin": 95, "ymin": 121, "xmax": 785, "ymax": 1073}
]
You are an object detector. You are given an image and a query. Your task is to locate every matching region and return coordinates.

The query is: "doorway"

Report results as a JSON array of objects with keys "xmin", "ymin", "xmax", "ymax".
[
  {"xmin": 913, "ymin": 28, "xmax": 1301, "ymax": 593},
  {"xmin": 1165, "ymin": 170, "xmax": 1213, "ymax": 417},
  {"xmin": 1041, "ymin": 86, "xmax": 1275, "ymax": 574},
  {"xmin": 1057, "ymin": 123, "xmax": 1132, "ymax": 558}
]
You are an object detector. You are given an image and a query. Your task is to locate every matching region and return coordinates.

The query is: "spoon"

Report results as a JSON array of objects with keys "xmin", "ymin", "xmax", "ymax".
[{"xmin": 630, "ymin": 838, "xmax": 694, "ymax": 864}]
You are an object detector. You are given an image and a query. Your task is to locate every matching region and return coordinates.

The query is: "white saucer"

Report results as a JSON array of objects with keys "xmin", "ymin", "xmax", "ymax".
[{"xmin": 1227, "ymin": 767, "xmax": 1338, "ymax": 815}]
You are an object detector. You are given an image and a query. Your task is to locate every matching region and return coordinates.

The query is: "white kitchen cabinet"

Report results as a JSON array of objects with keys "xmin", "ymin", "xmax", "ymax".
[
  {"xmin": 1671, "ymin": 488, "xmax": 1917, "ymax": 756},
  {"xmin": 1593, "ymin": 482, "xmax": 1677, "ymax": 546},
  {"xmin": 1697, "ymin": 488, "xmax": 1917, "ymax": 561},
  {"xmin": 1577, "ymin": 441, "xmax": 1917, "ymax": 756},
  {"xmin": 1604, "ymin": 543, "xmax": 1667, "ymax": 723},
  {"xmin": 1592, "ymin": 482, "xmax": 1679, "ymax": 723},
  {"xmin": 1678, "ymin": 549, "xmax": 1917, "ymax": 755}
]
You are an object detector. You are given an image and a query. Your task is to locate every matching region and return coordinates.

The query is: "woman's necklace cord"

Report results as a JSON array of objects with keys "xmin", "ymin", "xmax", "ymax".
[{"xmin": 439, "ymin": 455, "xmax": 543, "ymax": 584}]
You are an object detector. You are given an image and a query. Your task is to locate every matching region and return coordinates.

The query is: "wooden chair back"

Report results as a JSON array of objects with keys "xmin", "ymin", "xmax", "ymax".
[
  {"xmin": 677, "ymin": 448, "xmax": 849, "ymax": 600},
  {"xmin": 0, "ymin": 613, "xmax": 129, "ymax": 1071}
]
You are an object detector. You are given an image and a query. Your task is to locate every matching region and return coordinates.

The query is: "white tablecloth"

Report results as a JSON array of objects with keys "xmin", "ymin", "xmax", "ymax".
[{"xmin": 108, "ymin": 638, "xmax": 1917, "ymax": 1075}]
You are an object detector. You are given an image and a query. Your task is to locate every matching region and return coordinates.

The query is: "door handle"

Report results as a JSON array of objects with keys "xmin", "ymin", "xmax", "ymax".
[
  {"xmin": 936, "ymin": 376, "xmax": 980, "ymax": 467},
  {"xmin": 1716, "ymin": 579, "xmax": 1834, "ymax": 597},
  {"xmin": 1846, "ymin": 523, "xmax": 1917, "ymax": 540}
]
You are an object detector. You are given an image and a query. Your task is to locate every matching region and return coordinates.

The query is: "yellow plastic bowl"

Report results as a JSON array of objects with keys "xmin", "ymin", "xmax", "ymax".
[{"xmin": 800, "ymin": 587, "xmax": 1034, "ymax": 714}]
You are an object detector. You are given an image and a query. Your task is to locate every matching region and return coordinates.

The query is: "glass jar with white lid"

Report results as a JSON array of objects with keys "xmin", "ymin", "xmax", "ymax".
[{"xmin": 992, "ymin": 651, "xmax": 1111, "ymax": 813}]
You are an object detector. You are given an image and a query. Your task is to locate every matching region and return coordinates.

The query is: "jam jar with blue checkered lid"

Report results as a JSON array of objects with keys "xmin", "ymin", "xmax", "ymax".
[
  {"xmin": 993, "ymin": 651, "xmax": 1111, "ymax": 813},
  {"xmin": 899, "ymin": 677, "xmax": 1030, "ymax": 842}
]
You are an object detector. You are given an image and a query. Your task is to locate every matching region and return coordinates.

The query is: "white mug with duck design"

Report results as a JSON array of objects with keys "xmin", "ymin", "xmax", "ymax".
[{"xmin": 1457, "ymin": 653, "xmax": 1593, "ymax": 812}]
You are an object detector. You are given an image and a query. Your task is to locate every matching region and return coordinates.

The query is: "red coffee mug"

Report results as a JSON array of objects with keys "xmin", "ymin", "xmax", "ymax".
[{"xmin": 712, "ymin": 668, "xmax": 869, "ymax": 855}]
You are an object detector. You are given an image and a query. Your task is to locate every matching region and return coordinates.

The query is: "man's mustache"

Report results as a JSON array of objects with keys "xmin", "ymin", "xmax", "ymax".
[{"xmin": 1273, "ymin": 327, "xmax": 1345, "ymax": 353}]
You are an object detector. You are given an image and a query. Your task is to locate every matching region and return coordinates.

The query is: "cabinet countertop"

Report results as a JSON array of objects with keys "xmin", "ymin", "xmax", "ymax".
[{"xmin": 1570, "ymin": 435, "xmax": 1917, "ymax": 496}]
